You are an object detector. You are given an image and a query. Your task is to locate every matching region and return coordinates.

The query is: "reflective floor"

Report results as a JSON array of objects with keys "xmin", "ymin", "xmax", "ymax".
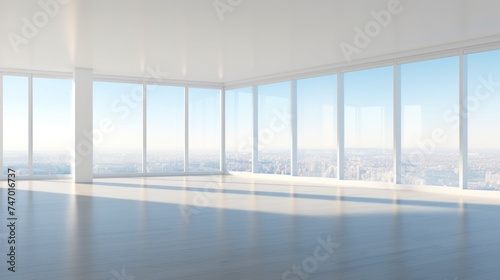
[{"xmin": 1, "ymin": 175, "xmax": 500, "ymax": 280}]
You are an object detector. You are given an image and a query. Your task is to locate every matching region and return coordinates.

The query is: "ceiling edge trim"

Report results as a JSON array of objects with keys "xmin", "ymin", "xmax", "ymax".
[{"xmin": 224, "ymin": 34, "xmax": 500, "ymax": 89}]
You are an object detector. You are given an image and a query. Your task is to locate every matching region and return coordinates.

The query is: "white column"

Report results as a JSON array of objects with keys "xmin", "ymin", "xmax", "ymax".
[
  {"xmin": 393, "ymin": 64, "xmax": 402, "ymax": 184},
  {"xmin": 291, "ymin": 80, "xmax": 298, "ymax": 176},
  {"xmin": 337, "ymin": 73, "xmax": 345, "ymax": 180},
  {"xmin": 220, "ymin": 87, "xmax": 226, "ymax": 173},
  {"xmin": 0, "ymin": 73, "xmax": 3, "ymax": 175},
  {"xmin": 28, "ymin": 75, "xmax": 33, "ymax": 176},
  {"xmin": 252, "ymin": 85, "xmax": 259, "ymax": 173},
  {"xmin": 459, "ymin": 53, "xmax": 468, "ymax": 190},
  {"xmin": 184, "ymin": 86, "xmax": 189, "ymax": 173},
  {"xmin": 73, "ymin": 68, "xmax": 94, "ymax": 183},
  {"xmin": 142, "ymin": 83, "xmax": 147, "ymax": 174}
]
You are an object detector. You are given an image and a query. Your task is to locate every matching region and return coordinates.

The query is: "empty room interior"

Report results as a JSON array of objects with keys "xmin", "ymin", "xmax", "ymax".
[{"xmin": 2, "ymin": 0, "xmax": 500, "ymax": 279}]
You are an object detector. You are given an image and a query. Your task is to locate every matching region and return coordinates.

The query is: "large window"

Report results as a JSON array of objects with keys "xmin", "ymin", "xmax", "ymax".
[
  {"xmin": 467, "ymin": 49, "xmax": 500, "ymax": 191},
  {"xmin": 5, "ymin": 48, "xmax": 500, "ymax": 191},
  {"xmin": 3, "ymin": 76, "xmax": 29, "ymax": 176},
  {"xmin": 147, "ymin": 85, "xmax": 185, "ymax": 173},
  {"xmin": 225, "ymin": 87, "xmax": 253, "ymax": 172},
  {"xmin": 401, "ymin": 56, "xmax": 459, "ymax": 187},
  {"xmin": 297, "ymin": 75, "xmax": 337, "ymax": 177},
  {"xmin": 188, "ymin": 88, "xmax": 221, "ymax": 172},
  {"xmin": 345, "ymin": 67, "xmax": 393, "ymax": 182},
  {"xmin": 93, "ymin": 82, "xmax": 143, "ymax": 174},
  {"xmin": 33, "ymin": 78, "xmax": 72, "ymax": 175},
  {"xmin": 257, "ymin": 82, "xmax": 291, "ymax": 175}
]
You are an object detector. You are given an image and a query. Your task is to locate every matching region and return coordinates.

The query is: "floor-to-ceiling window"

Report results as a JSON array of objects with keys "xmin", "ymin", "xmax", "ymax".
[
  {"xmin": 3, "ymin": 75, "xmax": 29, "ymax": 176},
  {"xmin": 467, "ymin": 49, "xmax": 500, "ymax": 191},
  {"xmin": 93, "ymin": 81, "xmax": 143, "ymax": 174},
  {"xmin": 296, "ymin": 75, "xmax": 337, "ymax": 177},
  {"xmin": 225, "ymin": 87, "xmax": 253, "ymax": 172},
  {"xmin": 401, "ymin": 56, "xmax": 460, "ymax": 187},
  {"xmin": 3, "ymin": 75, "xmax": 72, "ymax": 177},
  {"xmin": 188, "ymin": 88, "xmax": 221, "ymax": 172},
  {"xmin": 344, "ymin": 67, "xmax": 393, "ymax": 182},
  {"xmin": 257, "ymin": 82, "xmax": 291, "ymax": 175},
  {"xmin": 4, "ymin": 47, "xmax": 500, "ymax": 192},
  {"xmin": 33, "ymin": 77, "xmax": 72, "ymax": 175},
  {"xmin": 147, "ymin": 85, "xmax": 185, "ymax": 173}
]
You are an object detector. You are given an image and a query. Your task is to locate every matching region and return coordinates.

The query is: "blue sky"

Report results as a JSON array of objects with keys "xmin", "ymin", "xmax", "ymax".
[
  {"xmin": 401, "ymin": 56, "xmax": 459, "ymax": 150},
  {"xmin": 4, "ymin": 76, "xmax": 72, "ymax": 152},
  {"xmin": 467, "ymin": 49, "xmax": 500, "ymax": 151},
  {"xmin": 3, "ymin": 76, "xmax": 29, "ymax": 152},
  {"xmin": 297, "ymin": 75, "xmax": 337, "ymax": 150},
  {"xmin": 188, "ymin": 87, "xmax": 220, "ymax": 152},
  {"xmin": 93, "ymin": 81, "xmax": 143, "ymax": 153},
  {"xmin": 345, "ymin": 66, "xmax": 392, "ymax": 149},
  {"xmin": 225, "ymin": 87, "xmax": 253, "ymax": 153},
  {"xmin": 258, "ymin": 81, "xmax": 291, "ymax": 151},
  {"xmin": 147, "ymin": 85, "xmax": 184, "ymax": 153},
  {"xmin": 33, "ymin": 77, "xmax": 72, "ymax": 152}
]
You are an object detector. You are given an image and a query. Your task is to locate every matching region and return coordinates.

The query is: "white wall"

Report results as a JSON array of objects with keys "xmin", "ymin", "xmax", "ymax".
[{"xmin": 0, "ymin": 0, "xmax": 499, "ymax": 83}]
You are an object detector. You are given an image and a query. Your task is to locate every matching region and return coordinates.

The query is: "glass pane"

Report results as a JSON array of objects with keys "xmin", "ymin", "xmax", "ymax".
[
  {"xmin": 345, "ymin": 67, "xmax": 393, "ymax": 182},
  {"xmin": 401, "ymin": 56, "xmax": 459, "ymax": 187},
  {"xmin": 3, "ymin": 76, "xmax": 29, "ymax": 176},
  {"xmin": 188, "ymin": 88, "xmax": 220, "ymax": 172},
  {"xmin": 297, "ymin": 75, "xmax": 337, "ymax": 177},
  {"xmin": 33, "ymin": 78, "xmax": 72, "ymax": 175},
  {"xmin": 147, "ymin": 85, "xmax": 184, "ymax": 173},
  {"xmin": 467, "ymin": 49, "xmax": 500, "ymax": 190},
  {"xmin": 225, "ymin": 87, "xmax": 253, "ymax": 172},
  {"xmin": 257, "ymin": 82, "xmax": 291, "ymax": 175},
  {"xmin": 93, "ymin": 82, "xmax": 143, "ymax": 174}
]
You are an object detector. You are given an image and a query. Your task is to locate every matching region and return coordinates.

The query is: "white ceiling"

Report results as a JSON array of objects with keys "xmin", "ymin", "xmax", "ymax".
[{"xmin": 1, "ymin": 0, "xmax": 500, "ymax": 83}]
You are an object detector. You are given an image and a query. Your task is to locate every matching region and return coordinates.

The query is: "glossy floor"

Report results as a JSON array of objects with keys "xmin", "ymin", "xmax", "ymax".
[{"xmin": 1, "ymin": 175, "xmax": 500, "ymax": 280}]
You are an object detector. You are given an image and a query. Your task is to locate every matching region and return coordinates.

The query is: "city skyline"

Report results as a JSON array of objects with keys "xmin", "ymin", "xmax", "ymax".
[{"xmin": 5, "ymin": 148, "xmax": 500, "ymax": 191}]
